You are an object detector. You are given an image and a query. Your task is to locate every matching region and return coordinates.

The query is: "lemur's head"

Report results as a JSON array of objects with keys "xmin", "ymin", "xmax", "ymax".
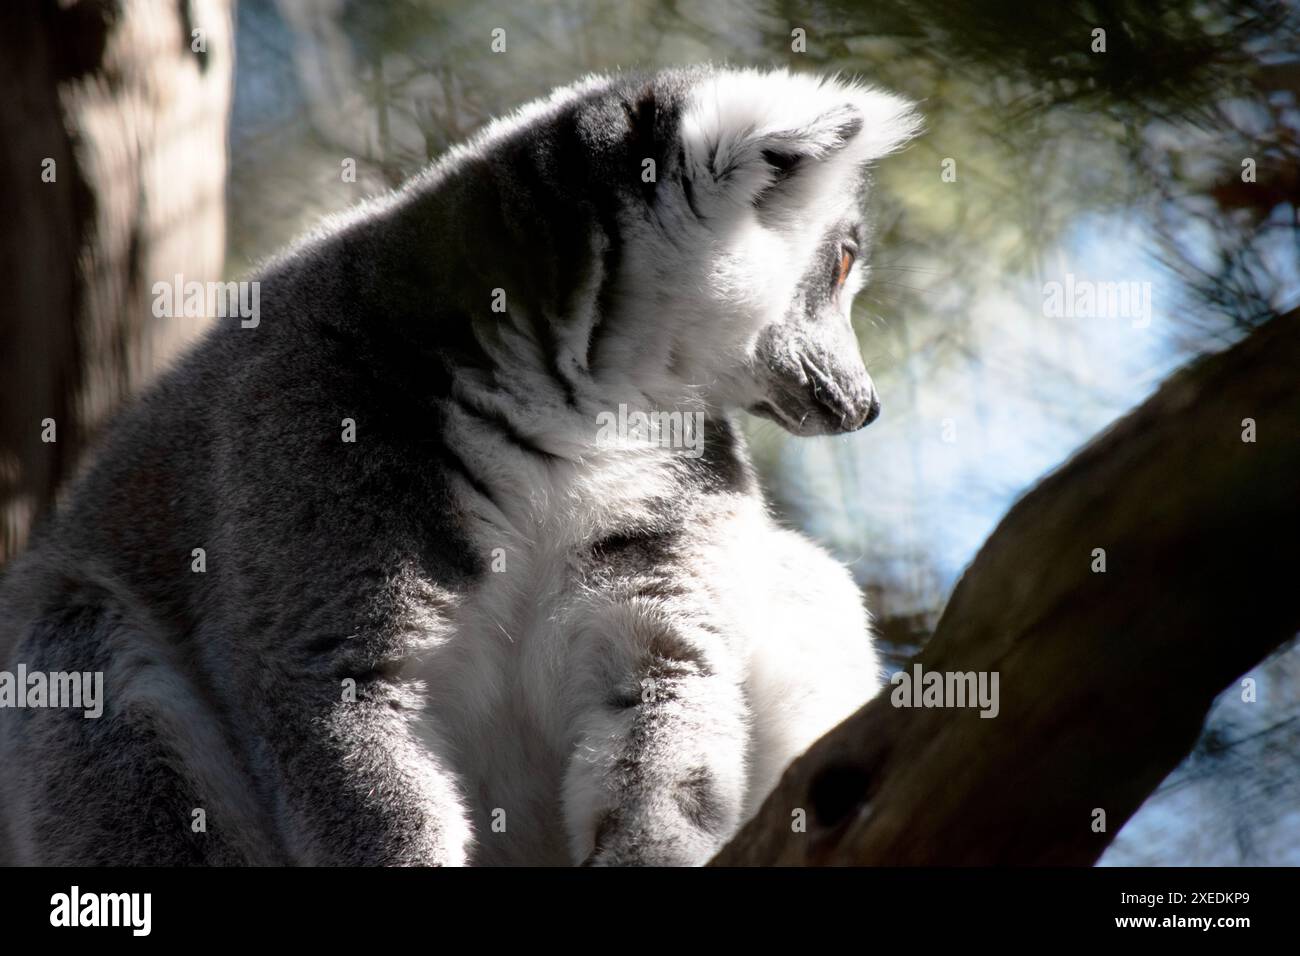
[
  {"xmin": 596, "ymin": 68, "xmax": 919, "ymax": 435},
  {"xmin": 681, "ymin": 70, "xmax": 915, "ymax": 434},
  {"xmin": 437, "ymin": 67, "xmax": 919, "ymax": 437}
]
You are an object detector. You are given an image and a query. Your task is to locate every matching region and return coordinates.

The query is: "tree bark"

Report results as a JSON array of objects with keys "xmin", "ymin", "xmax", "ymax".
[
  {"xmin": 0, "ymin": 0, "xmax": 232, "ymax": 564},
  {"xmin": 712, "ymin": 311, "xmax": 1300, "ymax": 865}
]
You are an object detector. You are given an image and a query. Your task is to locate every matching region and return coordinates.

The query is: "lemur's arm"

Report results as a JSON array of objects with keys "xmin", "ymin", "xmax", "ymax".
[
  {"xmin": 559, "ymin": 589, "xmax": 750, "ymax": 866},
  {"xmin": 242, "ymin": 668, "xmax": 471, "ymax": 865}
]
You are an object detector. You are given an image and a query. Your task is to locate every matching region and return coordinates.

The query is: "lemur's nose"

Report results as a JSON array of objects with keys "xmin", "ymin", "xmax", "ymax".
[
  {"xmin": 861, "ymin": 396, "xmax": 881, "ymax": 426},
  {"xmin": 846, "ymin": 398, "xmax": 879, "ymax": 430},
  {"xmin": 844, "ymin": 383, "xmax": 880, "ymax": 430}
]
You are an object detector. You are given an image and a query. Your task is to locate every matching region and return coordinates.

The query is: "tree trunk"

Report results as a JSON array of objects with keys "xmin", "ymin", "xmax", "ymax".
[
  {"xmin": 0, "ymin": 0, "xmax": 232, "ymax": 564},
  {"xmin": 712, "ymin": 312, "xmax": 1300, "ymax": 865}
]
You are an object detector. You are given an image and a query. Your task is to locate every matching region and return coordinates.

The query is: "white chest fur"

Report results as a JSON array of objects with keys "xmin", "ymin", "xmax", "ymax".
[{"xmin": 406, "ymin": 443, "xmax": 879, "ymax": 864}]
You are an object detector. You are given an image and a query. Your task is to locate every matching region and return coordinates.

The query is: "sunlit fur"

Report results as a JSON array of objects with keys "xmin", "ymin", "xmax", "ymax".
[{"xmin": 0, "ymin": 67, "xmax": 918, "ymax": 866}]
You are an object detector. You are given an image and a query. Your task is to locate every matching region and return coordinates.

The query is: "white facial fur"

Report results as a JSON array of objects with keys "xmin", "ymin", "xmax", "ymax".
[{"xmin": 594, "ymin": 68, "xmax": 920, "ymax": 420}]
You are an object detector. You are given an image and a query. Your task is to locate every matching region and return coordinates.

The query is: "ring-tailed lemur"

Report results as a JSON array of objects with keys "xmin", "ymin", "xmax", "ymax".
[{"xmin": 0, "ymin": 67, "xmax": 919, "ymax": 865}]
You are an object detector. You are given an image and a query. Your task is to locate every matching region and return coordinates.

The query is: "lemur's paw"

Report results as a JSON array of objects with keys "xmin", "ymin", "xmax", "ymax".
[{"xmin": 578, "ymin": 810, "xmax": 722, "ymax": 867}]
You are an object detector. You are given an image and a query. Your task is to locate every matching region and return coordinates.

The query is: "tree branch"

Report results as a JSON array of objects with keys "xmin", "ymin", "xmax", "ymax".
[{"xmin": 713, "ymin": 311, "xmax": 1300, "ymax": 865}]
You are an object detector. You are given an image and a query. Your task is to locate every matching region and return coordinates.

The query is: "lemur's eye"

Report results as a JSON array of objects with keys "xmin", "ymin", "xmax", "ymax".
[{"xmin": 835, "ymin": 245, "xmax": 856, "ymax": 289}]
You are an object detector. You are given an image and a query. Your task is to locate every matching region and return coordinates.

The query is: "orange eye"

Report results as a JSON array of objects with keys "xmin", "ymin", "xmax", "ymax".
[{"xmin": 836, "ymin": 247, "xmax": 855, "ymax": 288}]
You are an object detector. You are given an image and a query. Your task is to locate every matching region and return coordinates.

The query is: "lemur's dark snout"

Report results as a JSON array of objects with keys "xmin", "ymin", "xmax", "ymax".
[
  {"xmin": 751, "ymin": 323, "xmax": 880, "ymax": 437},
  {"xmin": 800, "ymin": 352, "xmax": 879, "ymax": 433}
]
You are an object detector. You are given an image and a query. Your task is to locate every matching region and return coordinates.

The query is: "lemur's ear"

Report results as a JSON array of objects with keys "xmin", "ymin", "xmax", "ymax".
[{"xmin": 679, "ymin": 70, "xmax": 920, "ymax": 215}]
